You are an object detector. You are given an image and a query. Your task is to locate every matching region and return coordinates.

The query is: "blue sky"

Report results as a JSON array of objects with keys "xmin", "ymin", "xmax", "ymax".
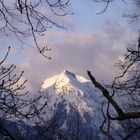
[
  {"xmin": 0, "ymin": 0, "xmax": 138, "ymax": 92},
  {"xmin": 70, "ymin": 0, "xmax": 133, "ymax": 31}
]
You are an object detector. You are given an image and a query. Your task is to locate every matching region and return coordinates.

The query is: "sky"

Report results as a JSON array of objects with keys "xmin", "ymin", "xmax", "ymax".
[{"xmin": 0, "ymin": 0, "xmax": 138, "ymax": 92}]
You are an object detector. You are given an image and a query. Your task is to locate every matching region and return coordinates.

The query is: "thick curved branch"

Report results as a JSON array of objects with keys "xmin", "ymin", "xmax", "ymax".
[{"xmin": 87, "ymin": 70, "xmax": 140, "ymax": 120}]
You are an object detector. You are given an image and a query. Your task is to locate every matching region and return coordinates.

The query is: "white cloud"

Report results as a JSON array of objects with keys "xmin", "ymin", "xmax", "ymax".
[{"xmin": 16, "ymin": 22, "xmax": 136, "ymax": 93}]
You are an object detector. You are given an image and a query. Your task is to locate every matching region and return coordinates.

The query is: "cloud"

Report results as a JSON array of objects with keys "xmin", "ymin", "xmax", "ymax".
[
  {"xmin": 0, "ymin": 0, "xmax": 138, "ymax": 94},
  {"xmin": 16, "ymin": 20, "xmax": 136, "ymax": 93}
]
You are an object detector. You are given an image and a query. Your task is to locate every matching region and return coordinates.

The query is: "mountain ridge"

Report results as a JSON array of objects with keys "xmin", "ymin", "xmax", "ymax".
[
  {"xmin": 40, "ymin": 70, "xmax": 101, "ymax": 106},
  {"xmin": 40, "ymin": 70, "xmax": 90, "ymax": 91},
  {"xmin": 38, "ymin": 70, "xmax": 106, "ymax": 140},
  {"xmin": 0, "ymin": 70, "xmax": 116, "ymax": 140}
]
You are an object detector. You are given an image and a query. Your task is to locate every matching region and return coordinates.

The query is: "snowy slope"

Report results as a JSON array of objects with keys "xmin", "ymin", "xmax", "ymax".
[
  {"xmin": 40, "ymin": 70, "xmax": 102, "ymax": 113},
  {"xmin": 0, "ymin": 71, "xmax": 115, "ymax": 140},
  {"xmin": 39, "ymin": 70, "xmax": 106, "ymax": 140}
]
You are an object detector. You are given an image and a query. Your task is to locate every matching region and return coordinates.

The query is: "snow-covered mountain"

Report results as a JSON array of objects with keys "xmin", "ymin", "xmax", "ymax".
[
  {"xmin": 38, "ymin": 70, "xmax": 106, "ymax": 140},
  {"xmin": 0, "ymin": 70, "xmax": 107, "ymax": 140},
  {"xmin": 40, "ymin": 70, "xmax": 102, "ymax": 113}
]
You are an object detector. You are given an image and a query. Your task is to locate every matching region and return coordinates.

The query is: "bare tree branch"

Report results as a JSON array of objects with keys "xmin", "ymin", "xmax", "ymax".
[
  {"xmin": 0, "ymin": 48, "xmax": 48, "ymax": 139},
  {"xmin": 87, "ymin": 71, "xmax": 140, "ymax": 120},
  {"xmin": 0, "ymin": 0, "xmax": 71, "ymax": 58}
]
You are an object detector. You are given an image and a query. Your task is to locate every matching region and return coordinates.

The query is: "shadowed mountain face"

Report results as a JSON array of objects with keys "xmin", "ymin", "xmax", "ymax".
[
  {"xmin": 0, "ymin": 70, "xmax": 108, "ymax": 140},
  {"xmin": 38, "ymin": 70, "xmax": 106, "ymax": 140}
]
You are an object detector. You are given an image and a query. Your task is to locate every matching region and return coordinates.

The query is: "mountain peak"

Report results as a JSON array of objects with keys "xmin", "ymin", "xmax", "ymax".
[
  {"xmin": 62, "ymin": 70, "xmax": 76, "ymax": 78},
  {"xmin": 38, "ymin": 71, "xmax": 105, "ymax": 140},
  {"xmin": 40, "ymin": 70, "xmax": 90, "ymax": 91}
]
